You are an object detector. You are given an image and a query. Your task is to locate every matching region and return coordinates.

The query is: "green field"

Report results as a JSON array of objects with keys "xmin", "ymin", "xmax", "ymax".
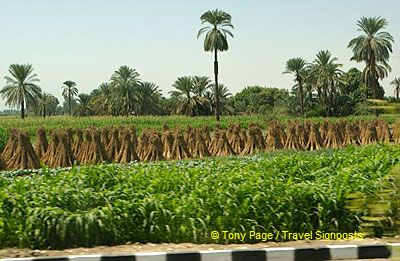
[
  {"xmin": 0, "ymin": 144, "xmax": 398, "ymax": 249},
  {"xmin": 0, "ymin": 114, "xmax": 398, "ymax": 137}
]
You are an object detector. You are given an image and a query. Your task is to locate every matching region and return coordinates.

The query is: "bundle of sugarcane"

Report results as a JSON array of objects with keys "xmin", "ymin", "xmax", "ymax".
[
  {"xmin": 34, "ymin": 127, "xmax": 49, "ymax": 161},
  {"xmin": 162, "ymin": 129, "xmax": 174, "ymax": 160},
  {"xmin": 319, "ymin": 119, "xmax": 329, "ymax": 141},
  {"xmin": 73, "ymin": 129, "xmax": 84, "ymax": 157},
  {"xmin": 186, "ymin": 128, "xmax": 197, "ymax": 155},
  {"xmin": 1, "ymin": 128, "xmax": 18, "ymax": 163},
  {"xmin": 82, "ymin": 129, "xmax": 109, "ymax": 165},
  {"xmin": 208, "ymin": 129, "xmax": 221, "ymax": 156},
  {"xmin": 6, "ymin": 131, "xmax": 40, "ymax": 170},
  {"xmin": 106, "ymin": 128, "xmax": 121, "ymax": 161},
  {"xmin": 185, "ymin": 125, "xmax": 193, "ymax": 144},
  {"xmin": 376, "ymin": 120, "xmax": 391, "ymax": 143},
  {"xmin": 265, "ymin": 123, "xmax": 283, "ymax": 151},
  {"xmin": 116, "ymin": 129, "xmax": 139, "ymax": 163},
  {"xmin": 141, "ymin": 131, "xmax": 164, "ymax": 161},
  {"xmin": 228, "ymin": 125, "xmax": 244, "ymax": 154},
  {"xmin": 284, "ymin": 123, "xmax": 301, "ymax": 150},
  {"xmin": 101, "ymin": 127, "xmax": 110, "ymax": 148},
  {"xmin": 296, "ymin": 122, "xmax": 308, "ymax": 148},
  {"xmin": 392, "ymin": 121, "xmax": 400, "ymax": 143},
  {"xmin": 128, "ymin": 126, "xmax": 138, "ymax": 148},
  {"xmin": 241, "ymin": 127, "xmax": 263, "ymax": 155},
  {"xmin": 214, "ymin": 130, "xmax": 236, "ymax": 157},
  {"xmin": 324, "ymin": 124, "xmax": 342, "ymax": 149},
  {"xmin": 137, "ymin": 131, "xmax": 150, "ymax": 160},
  {"xmin": 274, "ymin": 121, "xmax": 287, "ymax": 146},
  {"xmin": 170, "ymin": 130, "xmax": 192, "ymax": 160},
  {"xmin": 65, "ymin": 128, "xmax": 74, "ymax": 147},
  {"xmin": 342, "ymin": 122, "xmax": 359, "ymax": 147},
  {"xmin": 202, "ymin": 126, "xmax": 211, "ymax": 147},
  {"xmin": 76, "ymin": 129, "xmax": 92, "ymax": 163},
  {"xmin": 192, "ymin": 129, "xmax": 211, "ymax": 158},
  {"xmin": 51, "ymin": 131, "xmax": 76, "ymax": 168},
  {"xmin": 0, "ymin": 156, "xmax": 5, "ymax": 170},
  {"xmin": 306, "ymin": 122, "xmax": 323, "ymax": 151},
  {"xmin": 252, "ymin": 123, "xmax": 266, "ymax": 151},
  {"xmin": 44, "ymin": 131, "xmax": 60, "ymax": 166},
  {"xmin": 360, "ymin": 123, "xmax": 378, "ymax": 145}
]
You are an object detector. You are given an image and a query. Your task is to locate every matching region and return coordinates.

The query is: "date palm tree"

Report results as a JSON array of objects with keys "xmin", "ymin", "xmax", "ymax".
[
  {"xmin": 62, "ymin": 80, "xmax": 78, "ymax": 116},
  {"xmin": 137, "ymin": 82, "xmax": 162, "ymax": 115},
  {"xmin": 308, "ymin": 50, "xmax": 343, "ymax": 116},
  {"xmin": 37, "ymin": 91, "xmax": 59, "ymax": 118},
  {"xmin": 391, "ymin": 78, "xmax": 400, "ymax": 99},
  {"xmin": 90, "ymin": 83, "xmax": 113, "ymax": 115},
  {"xmin": 110, "ymin": 65, "xmax": 140, "ymax": 116},
  {"xmin": 348, "ymin": 17, "xmax": 394, "ymax": 98},
  {"xmin": 283, "ymin": 58, "xmax": 307, "ymax": 116},
  {"xmin": 198, "ymin": 9, "xmax": 234, "ymax": 121},
  {"xmin": 193, "ymin": 76, "xmax": 212, "ymax": 97},
  {"xmin": 0, "ymin": 64, "xmax": 41, "ymax": 119}
]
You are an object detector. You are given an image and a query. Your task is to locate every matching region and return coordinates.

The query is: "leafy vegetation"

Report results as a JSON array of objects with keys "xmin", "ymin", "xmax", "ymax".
[{"xmin": 0, "ymin": 144, "xmax": 398, "ymax": 248}]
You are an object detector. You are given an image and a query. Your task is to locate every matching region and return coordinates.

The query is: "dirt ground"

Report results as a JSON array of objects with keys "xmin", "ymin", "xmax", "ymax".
[{"xmin": 1, "ymin": 238, "xmax": 400, "ymax": 259}]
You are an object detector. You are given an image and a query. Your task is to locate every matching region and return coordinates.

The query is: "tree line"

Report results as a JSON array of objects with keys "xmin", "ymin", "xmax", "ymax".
[{"xmin": 0, "ymin": 14, "xmax": 398, "ymax": 119}]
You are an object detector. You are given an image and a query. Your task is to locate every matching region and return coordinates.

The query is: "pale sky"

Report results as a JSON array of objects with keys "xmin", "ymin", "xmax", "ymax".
[{"xmin": 0, "ymin": 0, "xmax": 399, "ymax": 110}]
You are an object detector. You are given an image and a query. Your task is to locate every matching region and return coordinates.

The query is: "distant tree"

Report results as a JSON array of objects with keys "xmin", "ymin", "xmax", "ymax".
[
  {"xmin": 137, "ymin": 82, "xmax": 162, "ymax": 115},
  {"xmin": 308, "ymin": 50, "xmax": 343, "ymax": 116},
  {"xmin": 75, "ymin": 93, "xmax": 92, "ymax": 116},
  {"xmin": 193, "ymin": 76, "xmax": 212, "ymax": 97},
  {"xmin": 206, "ymin": 83, "xmax": 233, "ymax": 115},
  {"xmin": 62, "ymin": 80, "xmax": 78, "ymax": 116},
  {"xmin": 90, "ymin": 83, "xmax": 113, "ymax": 115},
  {"xmin": 348, "ymin": 17, "xmax": 394, "ymax": 98},
  {"xmin": 37, "ymin": 91, "xmax": 59, "ymax": 118},
  {"xmin": 198, "ymin": 9, "xmax": 234, "ymax": 121},
  {"xmin": 391, "ymin": 78, "xmax": 400, "ymax": 99},
  {"xmin": 110, "ymin": 65, "xmax": 140, "ymax": 116},
  {"xmin": 283, "ymin": 58, "xmax": 307, "ymax": 115},
  {"xmin": 0, "ymin": 64, "xmax": 41, "ymax": 119}
]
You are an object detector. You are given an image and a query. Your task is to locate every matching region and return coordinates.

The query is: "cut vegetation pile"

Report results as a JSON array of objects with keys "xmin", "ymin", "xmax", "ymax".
[{"xmin": 1, "ymin": 119, "xmax": 400, "ymax": 170}]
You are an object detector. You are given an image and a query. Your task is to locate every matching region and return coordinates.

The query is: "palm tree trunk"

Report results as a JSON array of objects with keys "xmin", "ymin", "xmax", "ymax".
[
  {"xmin": 397, "ymin": 88, "xmax": 399, "ymax": 99},
  {"xmin": 68, "ymin": 92, "xmax": 72, "ymax": 116},
  {"xmin": 21, "ymin": 99, "xmax": 25, "ymax": 119},
  {"xmin": 43, "ymin": 106, "xmax": 46, "ymax": 118},
  {"xmin": 214, "ymin": 48, "xmax": 220, "ymax": 121},
  {"xmin": 297, "ymin": 78, "xmax": 304, "ymax": 116}
]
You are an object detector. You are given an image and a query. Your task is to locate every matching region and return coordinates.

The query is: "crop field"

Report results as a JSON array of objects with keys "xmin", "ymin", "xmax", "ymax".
[{"xmin": 0, "ymin": 144, "xmax": 399, "ymax": 249}]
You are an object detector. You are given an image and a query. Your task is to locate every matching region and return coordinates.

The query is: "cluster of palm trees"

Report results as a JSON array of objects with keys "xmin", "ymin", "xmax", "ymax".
[{"xmin": 284, "ymin": 16, "xmax": 396, "ymax": 116}]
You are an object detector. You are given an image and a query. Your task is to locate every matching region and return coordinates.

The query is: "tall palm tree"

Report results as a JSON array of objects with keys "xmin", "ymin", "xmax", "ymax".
[
  {"xmin": 37, "ymin": 91, "xmax": 59, "ymax": 118},
  {"xmin": 283, "ymin": 58, "xmax": 307, "ymax": 116},
  {"xmin": 110, "ymin": 65, "xmax": 140, "ymax": 116},
  {"xmin": 348, "ymin": 17, "xmax": 394, "ymax": 98},
  {"xmin": 391, "ymin": 78, "xmax": 400, "ymax": 99},
  {"xmin": 62, "ymin": 80, "xmax": 78, "ymax": 116},
  {"xmin": 198, "ymin": 9, "xmax": 234, "ymax": 121},
  {"xmin": 308, "ymin": 50, "xmax": 343, "ymax": 115},
  {"xmin": 0, "ymin": 64, "xmax": 41, "ymax": 119},
  {"xmin": 137, "ymin": 82, "xmax": 162, "ymax": 115}
]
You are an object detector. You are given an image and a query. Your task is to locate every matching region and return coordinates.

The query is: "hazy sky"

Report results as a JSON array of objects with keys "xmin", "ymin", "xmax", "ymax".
[{"xmin": 0, "ymin": 0, "xmax": 399, "ymax": 110}]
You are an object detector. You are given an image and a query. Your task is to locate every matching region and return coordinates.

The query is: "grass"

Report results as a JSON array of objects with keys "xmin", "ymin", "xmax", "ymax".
[{"xmin": 0, "ymin": 144, "xmax": 399, "ymax": 249}]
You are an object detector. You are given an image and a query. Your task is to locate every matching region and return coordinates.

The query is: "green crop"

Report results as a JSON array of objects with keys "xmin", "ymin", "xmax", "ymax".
[{"xmin": 0, "ymin": 144, "xmax": 399, "ymax": 249}]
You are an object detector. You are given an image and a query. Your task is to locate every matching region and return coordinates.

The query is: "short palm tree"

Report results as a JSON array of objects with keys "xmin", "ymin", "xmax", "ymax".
[
  {"xmin": 110, "ymin": 65, "xmax": 140, "ymax": 116},
  {"xmin": 62, "ymin": 80, "xmax": 78, "ymax": 116},
  {"xmin": 206, "ymin": 83, "xmax": 232, "ymax": 115},
  {"xmin": 348, "ymin": 17, "xmax": 394, "ymax": 98},
  {"xmin": 37, "ymin": 91, "xmax": 59, "ymax": 118},
  {"xmin": 198, "ymin": 9, "xmax": 234, "ymax": 121},
  {"xmin": 391, "ymin": 78, "xmax": 400, "ymax": 99},
  {"xmin": 308, "ymin": 50, "xmax": 343, "ymax": 115},
  {"xmin": 0, "ymin": 64, "xmax": 41, "ymax": 119},
  {"xmin": 137, "ymin": 82, "xmax": 162, "ymax": 115},
  {"xmin": 283, "ymin": 58, "xmax": 307, "ymax": 116},
  {"xmin": 75, "ymin": 93, "xmax": 92, "ymax": 116},
  {"xmin": 193, "ymin": 76, "xmax": 212, "ymax": 97}
]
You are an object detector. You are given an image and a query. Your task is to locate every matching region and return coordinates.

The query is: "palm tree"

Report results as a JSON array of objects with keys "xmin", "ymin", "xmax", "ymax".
[
  {"xmin": 206, "ymin": 83, "xmax": 233, "ymax": 115},
  {"xmin": 62, "ymin": 80, "xmax": 78, "ymax": 116},
  {"xmin": 193, "ymin": 76, "xmax": 212, "ymax": 97},
  {"xmin": 75, "ymin": 93, "xmax": 92, "ymax": 116},
  {"xmin": 110, "ymin": 65, "xmax": 140, "ymax": 116},
  {"xmin": 283, "ymin": 58, "xmax": 307, "ymax": 116},
  {"xmin": 90, "ymin": 83, "xmax": 113, "ymax": 115},
  {"xmin": 137, "ymin": 82, "xmax": 162, "ymax": 115},
  {"xmin": 37, "ymin": 92, "xmax": 59, "ymax": 118},
  {"xmin": 391, "ymin": 78, "xmax": 400, "ymax": 99},
  {"xmin": 198, "ymin": 9, "xmax": 234, "ymax": 121},
  {"xmin": 0, "ymin": 64, "xmax": 41, "ymax": 119},
  {"xmin": 308, "ymin": 50, "xmax": 343, "ymax": 115},
  {"xmin": 348, "ymin": 17, "xmax": 394, "ymax": 98}
]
